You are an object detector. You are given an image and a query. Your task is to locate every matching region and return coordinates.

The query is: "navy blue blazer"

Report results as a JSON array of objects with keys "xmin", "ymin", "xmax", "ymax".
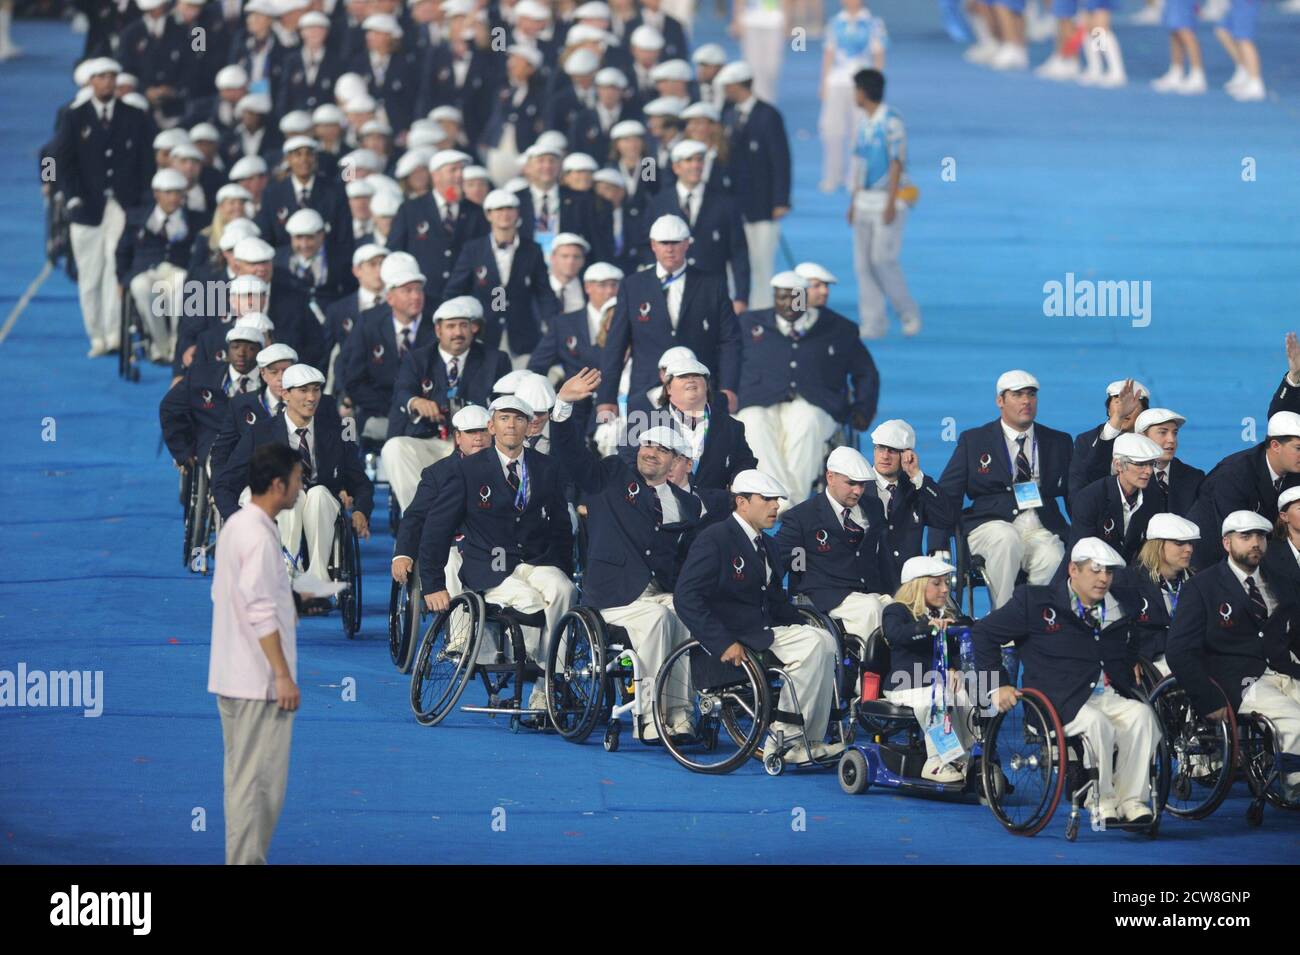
[
  {"xmin": 1148, "ymin": 457, "xmax": 1205, "ymax": 518},
  {"xmin": 55, "ymin": 98, "xmax": 155, "ymax": 227},
  {"xmin": 1113, "ymin": 565, "xmax": 1188, "ymax": 663},
  {"xmin": 1068, "ymin": 476, "xmax": 1162, "ymax": 563},
  {"xmin": 1262, "ymin": 536, "xmax": 1300, "ymax": 589},
  {"xmin": 116, "ymin": 16, "xmax": 190, "ymax": 117},
  {"xmin": 1187, "ymin": 442, "xmax": 1300, "ymax": 568},
  {"xmin": 936, "ymin": 419, "xmax": 1074, "ymax": 539},
  {"xmin": 213, "ymin": 407, "xmax": 374, "ymax": 522},
  {"xmin": 208, "ymin": 387, "xmax": 297, "ymax": 474},
  {"xmin": 388, "ymin": 341, "xmax": 512, "ymax": 440},
  {"xmin": 394, "ymin": 450, "xmax": 469, "ymax": 562},
  {"xmin": 595, "ymin": 193, "xmax": 650, "ymax": 274},
  {"xmin": 775, "ymin": 491, "xmax": 897, "ymax": 614},
  {"xmin": 869, "ymin": 474, "xmax": 956, "ymax": 577},
  {"xmin": 721, "ymin": 98, "xmax": 791, "ymax": 223},
  {"xmin": 115, "ymin": 205, "xmax": 204, "ymax": 282},
  {"xmin": 478, "ymin": 77, "xmax": 549, "ymax": 154},
  {"xmin": 271, "ymin": 246, "xmax": 356, "ymax": 307},
  {"xmin": 551, "ymin": 412, "xmax": 702, "ymax": 608},
  {"xmin": 1068, "ymin": 423, "xmax": 1116, "ymax": 500},
  {"xmin": 418, "ymin": 446, "xmax": 573, "ymax": 593},
  {"xmin": 1166, "ymin": 560, "xmax": 1300, "ymax": 715},
  {"xmin": 643, "ymin": 184, "xmax": 749, "ymax": 301},
  {"xmin": 417, "ymin": 44, "xmax": 499, "ymax": 146},
  {"xmin": 623, "ymin": 13, "xmax": 690, "ymax": 61},
  {"xmin": 973, "ymin": 579, "xmax": 1143, "ymax": 725},
  {"xmin": 444, "ymin": 234, "xmax": 559, "ymax": 356},
  {"xmin": 736, "ymin": 307, "xmax": 878, "ymax": 425},
  {"xmin": 275, "ymin": 46, "xmax": 344, "ymax": 117},
  {"xmin": 256, "ymin": 173, "xmax": 353, "ymax": 267},
  {"xmin": 341, "ymin": 310, "xmax": 437, "ymax": 428},
  {"xmin": 674, "ymin": 517, "xmax": 804, "ymax": 657},
  {"xmin": 596, "ymin": 266, "xmax": 741, "ymax": 405},
  {"xmin": 527, "ymin": 306, "xmax": 605, "ymax": 435},
  {"xmin": 513, "ymin": 185, "xmax": 601, "ymax": 251},
  {"xmin": 158, "ymin": 360, "xmax": 243, "ymax": 465},
  {"xmin": 1268, "ymin": 373, "xmax": 1300, "ymax": 420},
  {"xmin": 881, "ymin": 602, "xmax": 955, "ymax": 693},
  {"xmin": 388, "ymin": 194, "xmax": 489, "ymax": 301}
]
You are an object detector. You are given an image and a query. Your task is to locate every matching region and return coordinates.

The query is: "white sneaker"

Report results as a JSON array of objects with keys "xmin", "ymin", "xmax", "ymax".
[
  {"xmin": 1129, "ymin": 2, "xmax": 1164, "ymax": 25},
  {"xmin": 1095, "ymin": 69, "xmax": 1128, "ymax": 89},
  {"xmin": 1175, "ymin": 69, "xmax": 1207, "ymax": 95},
  {"xmin": 921, "ymin": 757, "xmax": 964, "ymax": 784},
  {"xmin": 1224, "ymin": 66, "xmax": 1248, "ymax": 92},
  {"xmin": 1077, "ymin": 64, "xmax": 1105, "ymax": 87},
  {"xmin": 87, "ymin": 338, "xmax": 108, "ymax": 358},
  {"xmin": 1120, "ymin": 799, "xmax": 1155, "ymax": 824},
  {"xmin": 963, "ymin": 41, "xmax": 999, "ymax": 65},
  {"xmin": 1034, "ymin": 55, "xmax": 1067, "ymax": 80},
  {"xmin": 811, "ymin": 740, "xmax": 847, "ymax": 761},
  {"xmin": 1151, "ymin": 67, "xmax": 1184, "ymax": 93},
  {"xmin": 1230, "ymin": 77, "xmax": 1266, "ymax": 102},
  {"xmin": 989, "ymin": 43, "xmax": 1029, "ymax": 71},
  {"xmin": 526, "ymin": 684, "xmax": 547, "ymax": 712},
  {"xmin": 1199, "ymin": 0, "xmax": 1229, "ymax": 20},
  {"xmin": 900, "ymin": 313, "xmax": 922, "ymax": 337}
]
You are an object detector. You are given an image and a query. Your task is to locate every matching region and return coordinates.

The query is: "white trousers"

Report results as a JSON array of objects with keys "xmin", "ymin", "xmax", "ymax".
[
  {"xmin": 598, "ymin": 590, "xmax": 693, "ymax": 738},
  {"xmin": 484, "ymin": 123, "xmax": 521, "ymax": 187},
  {"xmin": 851, "ymin": 191, "xmax": 918, "ymax": 338},
  {"xmin": 818, "ymin": 79, "xmax": 859, "ymax": 190},
  {"xmin": 130, "ymin": 263, "xmax": 187, "ymax": 360},
  {"xmin": 278, "ymin": 485, "xmax": 341, "ymax": 583},
  {"xmin": 735, "ymin": 397, "xmax": 837, "ymax": 509},
  {"xmin": 1240, "ymin": 672, "xmax": 1300, "ymax": 785},
  {"xmin": 1064, "ymin": 687, "xmax": 1162, "ymax": 812},
  {"xmin": 381, "ymin": 434, "xmax": 453, "ymax": 512},
  {"xmin": 661, "ymin": 0, "xmax": 695, "ymax": 32},
  {"xmin": 885, "ymin": 681, "xmax": 977, "ymax": 762},
  {"xmin": 740, "ymin": 10, "xmax": 787, "ymax": 104},
  {"xmin": 768, "ymin": 623, "xmax": 838, "ymax": 746},
  {"xmin": 743, "ymin": 219, "xmax": 780, "ymax": 309},
  {"xmin": 830, "ymin": 591, "xmax": 892, "ymax": 641},
  {"xmin": 966, "ymin": 516, "xmax": 1064, "ymax": 609},
  {"xmin": 482, "ymin": 562, "xmax": 576, "ymax": 666},
  {"xmin": 217, "ymin": 696, "xmax": 294, "ymax": 865},
  {"xmin": 69, "ymin": 199, "xmax": 126, "ymax": 346}
]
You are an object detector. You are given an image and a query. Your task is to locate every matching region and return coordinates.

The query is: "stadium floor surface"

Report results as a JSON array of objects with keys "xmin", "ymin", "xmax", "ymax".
[{"xmin": 2, "ymin": 2, "xmax": 1298, "ymax": 863}]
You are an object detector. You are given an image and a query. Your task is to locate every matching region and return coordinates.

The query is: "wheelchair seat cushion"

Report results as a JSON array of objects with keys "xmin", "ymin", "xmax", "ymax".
[{"xmin": 858, "ymin": 699, "xmax": 918, "ymax": 722}]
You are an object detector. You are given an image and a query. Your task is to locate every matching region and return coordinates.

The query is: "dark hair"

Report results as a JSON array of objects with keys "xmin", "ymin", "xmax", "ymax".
[
  {"xmin": 854, "ymin": 69, "xmax": 885, "ymax": 101},
  {"xmin": 249, "ymin": 443, "xmax": 301, "ymax": 495}
]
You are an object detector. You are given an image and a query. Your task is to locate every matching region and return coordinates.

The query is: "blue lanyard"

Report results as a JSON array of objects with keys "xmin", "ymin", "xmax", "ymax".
[
  {"xmin": 1163, "ymin": 575, "xmax": 1182, "ymax": 613},
  {"xmin": 927, "ymin": 611, "xmax": 951, "ymax": 729},
  {"xmin": 514, "ymin": 455, "xmax": 530, "ymax": 511},
  {"xmin": 660, "ymin": 268, "xmax": 685, "ymax": 291},
  {"xmin": 1074, "ymin": 594, "xmax": 1105, "ymax": 634}
]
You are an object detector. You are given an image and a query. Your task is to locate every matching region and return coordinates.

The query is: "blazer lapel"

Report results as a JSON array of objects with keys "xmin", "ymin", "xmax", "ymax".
[
  {"xmin": 678, "ymin": 269, "xmax": 701, "ymax": 330},
  {"xmin": 982, "ymin": 421, "xmax": 1013, "ymax": 484}
]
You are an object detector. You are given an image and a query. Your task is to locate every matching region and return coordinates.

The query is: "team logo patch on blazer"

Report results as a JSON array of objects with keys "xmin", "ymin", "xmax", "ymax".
[
  {"xmin": 977, "ymin": 452, "xmax": 993, "ymax": 474},
  {"xmin": 276, "ymin": 207, "xmax": 289, "ymax": 222},
  {"xmin": 478, "ymin": 485, "xmax": 492, "ymax": 508},
  {"xmin": 814, "ymin": 529, "xmax": 831, "ymax": 552},
  {"xmin": 475, "ymin": 265, "xmax": 489, "ymax": 285},
  {"xmin": 731, "ymin": 555, "xmax": 745, "ymax": 580},
  {"xmin": 638, "ymin": 302, "xmax": 652, "ymax": 321},
  {"xmin": 750, "ymin": 325, "xmax": 764, "ymax": 339},
  {"xmin": 1042, "ymin": 607, "xmax": 1060, "ymax": 633},
  {"xmin": 214, "ymin": 349, "xmax": 226, "ymax": 362},
  {"xmin": 565, "ymin": 335, "xmax": 579, "ymax": 354},
  {"xmin": 1218, "ymin": 602, "xmax": 1234, "ymax": 627},
  {"xmin": 625, "ymin": 481, "xmax": 640, "ymax": 504},
  {"xmin": 200, "ymin": 389, "xmax": 214, "ymax": 409},
  {"xmin": 1102, "ymin": 517, "xmax": 1116, "ymax": 537},
  {"xmin": 416, "ymin": 221, "xmax": 430, "ymax": 239},
  {"xmin": 1137, "ymin": 597, "xmax": 1150, "ymax": 623},
  {"xmin": 371, "ymin": 343, "xmax": 385, "ymax": 362},
  {"xmin": 342, "ymin": 317, "xmax": 354, "ymax": 333},
  {"xmin": 421, "ymin": 378, "xmax": 434, "ymax": 394}
]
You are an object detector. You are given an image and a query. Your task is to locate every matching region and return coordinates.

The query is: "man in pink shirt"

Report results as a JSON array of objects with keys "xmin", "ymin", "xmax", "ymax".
[{"xmin": 208, "ymin": 443, "xmax": 303, "ymax": 865}]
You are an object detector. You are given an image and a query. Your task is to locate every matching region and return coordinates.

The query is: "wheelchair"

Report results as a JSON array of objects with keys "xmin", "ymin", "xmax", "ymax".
[
  {"xmin": 292, "ymin": 497, "xmax": 364, "ymax": 638},
  {"xmin": 388, "ymin": 565, "xmax": 423, "ymax": 673},
  {"xmin": 650, "ymin": 628, "xmax": 855, "ymax": 776},
  {"xmin": 543, "ymin": 606, "xmax": 649, "ymax": 750},
  {"xmin": 1238, "ymin": 704, "xmax": 1300, "ymax": 826},
  {"xmin": 357, "ymin": 431, "xmax": 401, "ymax": 537},
  {"xmin": 180, "ymin": 460, "xmax": 220, "ymax": 575},
  {"xmin": 409, "ymin": 590, "xmax": 551, "ymax": 730},
  {"xmin": 117, "ymin": 292, "xmax": 149, "ymax": 384},
  {"xmin": 980, "ymin": 685, "xmax": 1170, "ymax": 840},
  {"xmin": 948, "ymin": 518, "xmax": 1031, "ymax": 619}
]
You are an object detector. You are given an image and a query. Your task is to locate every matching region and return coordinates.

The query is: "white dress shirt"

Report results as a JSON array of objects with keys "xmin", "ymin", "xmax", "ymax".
[
  {"xmin": 652, "ymin": 481, "xmax": 681, "ymax": 525},
  {"xmin": 492, "ymin": 233, "xmax": 519, "ymax": 286},
  {"xmin": 826, "ymin": 489, "xmax": 866, "ymax": 530},
  {"xmin": 393, "ymin": 315, "xmax": 421, "ymax": 353},
  {"xmin": 732, "ymin": 512, "xmax": 771, "ymax": 582},
  {"xmin": 670, "ymin": 403, "xmax": 709, "ymax": 461},
  {"xmin": 775, "ymin": 309, "xmax": 819, "ymax": 339},
  {"xmin": 147, "ymin": 205, "xmax": 189, "ymax": 242},
  {"xmin": 657, "ymin": 264, "xmax": 687, "ymax": 329},
  {"xmin": 531, "ymin": 184, "xmax": 560, "ymax": 231},
  {"xmin": 676, "ymin": 182, "xmax": 703, "ymax": 227},
  {"xmin": 226, "ymin": 366, "xmax": 260, "ymax": 397},
  {"xmin": 1001, "ymin": 421, "xmax": 1039, "ymax": 481},
  {"xmin": 1227, "ymin": 558, "xmax": 1277, "ymax": 616},
  {"xmin": 1118, "ymin": 478, "xmax": 1143, "ymax": 533},
  {"xmin": 585, "ymin": 302, "xmax": 605, "ymax": 345},
  {"xmin": 286, "ymin": 412, "xmax": 316, "ymax": 470},
  {"xmin": 496, "ymin": 445, "xmax": 524, "ymax": 484},
  {"xmin": 551, "ymin": 275, "xmax": 584, "ymax": 313}
]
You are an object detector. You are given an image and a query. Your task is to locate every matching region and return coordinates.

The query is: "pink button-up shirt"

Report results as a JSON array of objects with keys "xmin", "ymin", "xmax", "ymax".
[{"xmin": 208, "ymin": 504, "xmax": 298, "ymax": 700}]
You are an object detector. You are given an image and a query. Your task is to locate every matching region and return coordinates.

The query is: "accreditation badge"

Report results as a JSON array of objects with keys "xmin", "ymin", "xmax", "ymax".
[
  {"xmin": 926, "ymin": 720, "xmax": 964, "ymax": 766},
  {"xmin": 1013, "ymin": 481, "xmax": 1043, "ymax": 509}
]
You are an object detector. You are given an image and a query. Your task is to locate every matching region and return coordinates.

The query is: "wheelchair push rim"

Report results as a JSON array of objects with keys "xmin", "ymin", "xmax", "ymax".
[
  {"xmin": 1148, "ymin": 676, "xmax": 1237, "ymax": 820},
  {"xmin": 410, "ymin": 591, "xmax": 484, "ymax": 726},
  {"xmin": 982, "ymin": 686, "xmax": 1067, "ymax": 836},
  {"xmin": 545, "ymin": 608, "xmax": 607, "ymax": 743},
  {"xmin": 388, "ymin": 578, "xmax": 420, "ymax": 671}
]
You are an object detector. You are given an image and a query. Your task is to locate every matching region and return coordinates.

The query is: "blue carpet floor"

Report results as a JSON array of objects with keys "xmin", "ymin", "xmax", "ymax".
[{"xmin": 2, "ymin": 2, "xmax": 1299, "ymax": 863}]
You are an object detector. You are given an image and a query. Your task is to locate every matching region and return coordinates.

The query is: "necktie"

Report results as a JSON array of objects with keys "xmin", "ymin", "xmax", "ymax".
[
  {"xmin": 842, "ymin": 508, "xmax": 864, "ymax": 546},
  {"xmin": 539, "ymin": 194, "xmax": 551, "ymax": 231},
  {"xmin": 508, "ymin": 459, "xmax": 527, "ymax": 511},
  {"xmin": 1156, "ymin": 470, "xmax": 1169, "ymax": 494},
  {"xmin": 1274, "ymin": 476, "xmax": 1284, "ymax": 494},
  {"xmin": 447, "ymin": 356, "xmax": 459, "ymax": 386},
  {"xmin": 444, "ymin": 202, "xmax": 457, "ymax": 235},
  {"xmin": 1124, "ymin": 489, "xmax": 1139, "ymax": 511},
  {"xmin": 100, "ymin": 104, "xmax": 111, "ymax": 130},
  {"xmin": 295, "ymin": 428, "xmax": 314, "ymax": 484},
  {"xmin": 753, "ymin": 534, "xmax": 770, "ymax": 583},
  {"xmin": 1245, "ymin": 575, "xmax": 1269, "ymax": 620},
  {"xmin": 885, "ymin": 484, "xmax": 898, "ymax": 520},
  {"xmin": 1014, "ymin": 435, "xmax": 1032, "ymax": 484},
  {"xmin": 238, "ymin": 375, "xmax": 250, "ymax": 394},
  {"xmin": 681, "ymin": 191, "xmax": 693, "ymax": 225},
  {"xmin": 650, "ymin": 485, "xmax": 664, "ymax": 526},
  {"xmin": 297, "ymin": 188, "xmax": 308, "ymax": 209},
  {"xmin": 1082, "ymin": 605, "xmax": 1100, "ymax": 629}
]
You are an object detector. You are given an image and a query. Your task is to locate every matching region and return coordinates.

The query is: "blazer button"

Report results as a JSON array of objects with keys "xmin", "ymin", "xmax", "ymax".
[
  {"xmin": 1089, "ymin": 682, "xmax": 1096, "ymax": 688},
  {"xmin": 893, "ymin": 550, "xmax": 900, "ymax": 557},
  {"xmin": 1011, "ymin": 509, "xmax": 1018, "ymax": 515},
  {"xmin": 1094, "ymin": 635, "xmax": 1100, "ymax": 641},
  {"xmin": 105, "ymin": 148, "xmax": 113, "ymax": 157},
  {"xmin": 644, "ymin": 549, "xmax": 651, "ymax": 556},
  {"xmin": 760, "ymin": 585, "xmax": 766, "ymax": 591}
]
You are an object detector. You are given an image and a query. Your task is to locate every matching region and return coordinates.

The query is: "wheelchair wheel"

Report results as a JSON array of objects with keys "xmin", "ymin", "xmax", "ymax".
[
  {"xmin": 545, "ymin": 607, "xmax": 607, "ymax": 743},
  {"xmin": 982, "ymin": 687, "xmax": 1067, "ymax": 836},
  {"xmin": 1240, "ymin": 713, "xmax": 1300, "ymax": 814},
  {"xmin": 185, "ymin": 465, "xmax": 211, "ymax": 574},
  {"xmin": 180, "ymin": 465, "xmax": 195, "ymax": 568},
  {"xmin": 388, "ymin": 573, "xmax": 422, "ymax": 673},
  {"xmin": 838, "ymin": 748, "xmax": 871, "ymax": 795},
  {"xmin": 334, "ymin": 515, "xmax": 362, "ymax": 639},
  {"xmin": 117, "ymin": 298, "xmax": 130, "ymax": 380},
  {"xmin": 1135, "ymin": 657, "xmax": 1165, "ymax": 696},
  {"xmin": 654, "ymin": 641, "xmax": 771, "ymax": 774},
  {"xmin": 1148, "ymin": 676, "xmax": 1236, "ymax": 820},
  {"xmin": 410, "ymin": 591, "xmax": 484, "ymax": 725}
]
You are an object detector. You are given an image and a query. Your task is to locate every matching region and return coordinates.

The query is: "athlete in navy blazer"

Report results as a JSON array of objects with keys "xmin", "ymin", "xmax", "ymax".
[
  {"xmin": 1186, "ymin": 441, "xmax": 1300, "ymax": 569},
  {"xmin": 388, "ymin": 194, "xmax": 489, "ymax": 301},
  {"xmin": 444, "ymin": 233, "xmax": 558, "ymax": 357},
  {"xmin": 775, "ymin": 489, "xmax": 897, "ymax": 611},
  {"xmin": 1068, "ymin": 475, "xmax": 1163, "ymax": 563},
  {"xmin": 341, "ymin": 308, "xmax": 437, "ymax": 436},
  {"xmin": 643, "ymin": 183, "xmax": 750, "ymax": 301},
  {"xmin": 388, "ymin": 340, "xmax": 513, "ymax": 440}
]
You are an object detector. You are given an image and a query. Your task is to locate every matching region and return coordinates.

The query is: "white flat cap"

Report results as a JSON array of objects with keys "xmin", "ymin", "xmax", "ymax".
[
  {"xmin": 901, "ymin": 555, "xmax": 957, "ymax": 584},
  {"xmin": 658, "ymin": 345, "xmax": 696, "ymax": 370},
  {"xmin": 562, "ymin": 152, "xmax": 598, "ymax": 173},
  {"xmin": 298, "ymin": 10, "xmax": 330, "ymax": 29},
  {"xmin": 283, "ymin": 364, "xmax": 326, "ymax": 389},
  {"xmin": 243, "ymin": 0, "xmax": 276, "ymax": 13},
  {"xmin": 218, "ymin": 219, "xmax": 260, "ymax": 250},
  {"xmin": 452, "ymin": 405, "xmax": 492, "ymax": 431},
  {"xmin": 871, "ymin": 419, "xmax": 916, "ymax": 451},
  {"xmin": 692, "ymin": 43, "xmax": 728, "ymax": 66},
  {"xmin": 229, "ymin": 155, "xmax": 268, "ymax": 179},
  {"xmin": 1135, "ymin": 408, "xmax": 1185, "ymax": 433},
  {"xmin": 537, "ymin": 130, "xmax": 570, "ymax": 153},
  {"xmin": 732, "ymin": 469, "xmax": 787, "ymax": 498},
  {"xmin": 493, "ymin": 369, "xmax": 532, "ymax": 394},
  {"xmin": 226, "ymin": 323, "xmax": 265, "ymax": 345},
  {"xmin": 312, "ymin": 103, "xmax": 346, "ymax": 125},
  {"xmin": 680, "ymin": 101, "xmax": 721, "ymax": 123},
  {"xmin": 168, "ymin": 143, "xmax": 204, "ymax": 163},
  {"xmin": 643, "ymin": 96, "xmax": 687, "ymax": 117},
  {"xmin": 669, "ymin": 139, "xmax": 707, "ymax": 163},
  {"xmin": 574, "ymin": 0, "xmax": 611, "ymax": 18},
  {"xmin": 610, "ymin": 119, "xmax": 647, "ymax": 139},
  {"xmin": 1112, "ymin": 433, "xmax": 1164, "ymax": 463},
  {"xmin": 235, "ymin": 92, "xmax": 272, "ymax": 115},
  {"xmin": 282, "ymin": 137, "xmax": 321, "ymax": 159},
  {"xmin": 595, "ymin": 67, "xmax": 628, "ymax": 88},
  {"xmin": 995, "ymin": 369, "xmax": 1039, "ymax": 395},
  {"xmin": 344, "ymin": 93, "xmax": 378, "ymax": 113},
  {"xmin": 508, "ymin": 44, "xmax": 544, "ymax": 68},
  {"xmin": 88, "ymin": 57, "xmax": 123, "ymax": 77},
  {"xmin": 228, "ymin": 274, "xmax": 268, "ymax": 296},
  {"xmin": 463, "ymin": 165, "xmax": 490, "ymax": 182},
  {"xmin": 516, "ymin": 375, "xmax": 557, "ymax": 413},
  {"xmin": 430, "ymin": 105, "xmax": 464, "ymax": 124},
  {"xmin": 432, "ymin": 297, "xmax": 478, "ymax": 321},
  {"xmin": 428, "ymin": 149, "xmax": 470, "ymax": 172},
  {"xmin": 583, "ymin": 262, "xmax": 623, "ymax": 283},
  {"xmin": 188, "ymin": 122, "xmax": 220, "ymax": 143},
  {"xmin": 362, "ymin": 13, "xmax": 403, "ymax": 36},
  {"xmin": 359, "ymin": 118, "xmax": 393, "ymax": 138},
  {"xmin": 483, "ymin": 189, "xmax": 521, "ymax": 211},
  {"xmin": 441, "ymin": 0, "xmax": 475, "ymax": 16},
  {"xmin": 279, "ymin": 110, "xmax": 313, "ymax": 134},
  {"xmin": 489, "ymin": 395, "xmax": 535, "ymax": 418},
  {"xmin": 233, "ymin": 236, "xmax": 274, "ymax": 262},
  {"xmin": 525, "ymin": 140, "xmax": 564, "ymax": 159},
  {"xmin": 120, "ymin": 91, "xmax": 149, "ymax": 110},
  {"xmin": 651, "ymin": 59, "xmax": 693, "ymax": 83},
  {"xmin": 665, "ymin": 358, "xmax": 710, "ymax": 378},
  {"xmin": 216, "ymin": 183, "xmax": 253, "ymax": 204},
  {"xmin": 593, "ymin": 168, "xmax": 625, "ymax": 189},
  {"xmin": 1146, "ymin": 513, "xmax": 1201, "ymax": 541},
  {"xmin": 378, "ymin": 252, "xmax": 419, "ymax": 287},
  {"xmin": 566, "ymin": 23, "xmax": 615, "ymax": 45},
  {"xmin": 151, "ymin": 169, "xmax": 188, "ymax": 192},
  {"xmin": 234, "ymin": 312, "xmax": 274, "ymax": 334},
  {"xmin": 639, "ymin": 425, "xmax": 689, "ymax": 455},
  {"xmin": 770, "ymin": 270, "xmax": 807, "ymax": 290},
  {"xmin": 386, "ymin": 265, "xmax": 427, "ymax": 290},
  {"xmin": 515, "ymin": 0, "xmax": 551, "ymax": 19},
  {"xmin": 406, "ymin": 129, "xmax": 445, "ymax": 152},
  {"xmin": 826, "ymin": 446, "xmax": 874, "ymax": 481},
  {"xmin": 565, "ymin": 48, "xmax": 600, "ymax": 76},
  {"xmin": 552, "ymin": 232, "xmax": 590, "ymax": 252},
  {"xmin": 345, "ymin": 179, "xmax": 376, "ymax": 199},
  {"xmin": 1221, "ymin": 511, "xmax": 1272, "ymax": 536},
  {"xmin": 649, "ymin": 214, "xmax": 691, "ymax": 242},
  {"xmin": 341, "ymin": 148, "xmax": 383, "ymax": 172},
  {"xmin": 1279, "ymin": 486, "xmax": 1300, "ymax": 511},
  {"xmin": 630, "ymin": 24, "xmax": 664, "ymax": 49},
  {"xmin": 137, "ymin": 0, "xmax": 169, "ymax": 12},
  {"xmin": 351, "ymin": 243, "xmax": 388, "ymax": 267},
  {"xmin": 796, "ymin": 262, "xmax": 838, "ymax": 284},
  {"xmin": 1106, "ymin": 378, "xmax": 1150, "ymax": 399},
  {"xmin": 715, "ymin": 61, "xmax": 754, "ymax": 86},
  {"xmin": 256, "ymin": 343, "xmax": 298, "ymax": 367},
  {"xmin": 215, "ymin": 64, "xmax": 249, "ymax": 89},
  {"xmin": 153, "ymin": 128, "xmax": 190, "ymax": 151},
  {"xmin": 391, "ymin": 149, "xmax": 429, "ymax": 180},
  {"xmin": 1070, "ymin": 537, "xmax": 1126, "ymax": 567},
  {"xmin": 285, "ymin": 208, "xmax": 325, "ymax": 235},
  {"xmin": 334, "ymin": 72, "xmax": 368, "ymax": 101},
  {"xmin": 1267, "ymin": 411, "xmax": 1300, "ymax": 439}
]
